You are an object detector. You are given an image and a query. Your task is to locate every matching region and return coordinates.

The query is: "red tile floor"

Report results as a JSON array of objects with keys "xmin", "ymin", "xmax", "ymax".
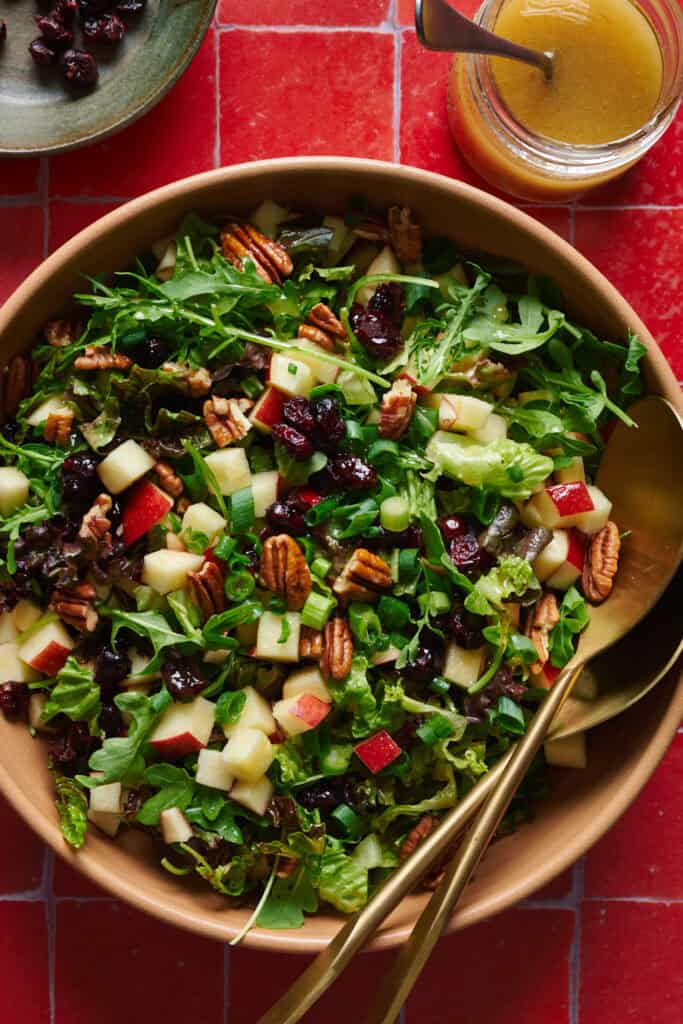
[{"xmin": 1, "ymin": 4, "xmax": 682, "ymax": 1021}]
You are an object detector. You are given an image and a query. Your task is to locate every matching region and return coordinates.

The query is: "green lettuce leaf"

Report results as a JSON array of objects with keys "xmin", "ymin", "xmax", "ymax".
[
  {"xmin": 465, "ymin": 556, "xmax": 538, "ymax": 616},
  {"xmin": 426, "ymin": 431, "xmax": 553, "ymax": 500},
  {"xmin": 108, "ymin": 608, "xmax": 200, "ymax": 673},
  {"xmin": 41, "ymin": 656, "xmax": 100, "ymax": 725},
  {"xmin": 52, "ymin": 771, "xmax": 88, "ymax": 849},
  {"xmin": 318, "ymin": 837, "xmax": 368, "ymax": 914},
  {"xmin": 373, "ymin": 767, "xmax": 457, "ymax": 831}
]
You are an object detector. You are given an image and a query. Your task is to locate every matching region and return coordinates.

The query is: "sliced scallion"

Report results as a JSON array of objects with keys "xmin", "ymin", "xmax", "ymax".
[
  {"xmin": 416, "ymin": 714, "xmax": 455, "ymax": 747},
  {"xmin": 417, "ymin": 591, "xmax": 451, "ymax": 616},
  {"xmin": 329, "ymin": 803, "xmax": 363, "ymax": 840},
  {"xmin": 379, "ymin": 495, "xmax": 410, "ymax": 533},
  {"xmin": 230, "ymin": 486, "xmax": 254, "ymax": 534}
]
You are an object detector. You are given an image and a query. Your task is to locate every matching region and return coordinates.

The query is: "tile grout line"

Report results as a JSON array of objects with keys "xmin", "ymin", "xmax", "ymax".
[{"xmin": 568, "ymin": 857, "xmax": 584, "ymax": 1024}]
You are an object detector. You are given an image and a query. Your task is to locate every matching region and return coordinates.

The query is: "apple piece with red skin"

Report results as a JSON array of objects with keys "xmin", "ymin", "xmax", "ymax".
[
  {"xmin": 250, "ymin": 386, "xmax": 286, "ymax": 433},
  {"xmin": 546, "ymin": 529, "xmax": 586, "ymax": 590},
  {"xmin": 527, "ymin": 481, "xmax": 595, "ymax": 530},
  {"xmin": 354, "ymin": 730, "xmax": 402, "ymax": 774},
  {"xmin": 537, "ymin": 662, "xmax": 562, "ymax": 689},
  {"xmin": 149, "ymin": 696, "xmax": 215, "ymax": 759},
  {"xmin": 399, "ymin": 370, "xmax": 433, "ymax": 397},
  {"xmin": 18, "ymin": 620, "xmax": 74, "ymax": 675},
  {"xmin": 273, "ymin": 693, "xmax": 331, "ymax": 736},
  {"xmin": 122, "ymin": 480, "xmax": 173, "ymax": 546}
]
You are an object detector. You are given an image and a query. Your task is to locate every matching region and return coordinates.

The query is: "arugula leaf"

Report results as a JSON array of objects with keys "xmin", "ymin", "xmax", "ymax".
[
  {"xmin": 84, "ymin": 688, "xmax": 172, "ymax": 784},
  {"xmin": 215, "ymin": 690, "xmax": 247, "ymax": 727},
  {"xmin": 464, "ymin": 294, "xmax": 565, "ymax": 355},
  {"xmin": 41, "ymin": 656, "xmax": 100, "ymax": 724},
  {"xmin": 108, "ymin": 608, "xmax": 200, "ymax": 672},
  {"xmin": 167, "ymin": 589, "xmax": 203, "ymax": 642},
  {"xmin": 550, "ymin": 586, "xmax": 590, "ymax": 667},
  {"xmin": 180, "ymin": 440, "xmax": 229, "ymax": 519},
  {"xmin": 137, "ymin": 764, "xmax": 196, "ymax": 826},
  {"xmin": 52, "ymin": 770, "xmax": 88, "ymax": 849}
]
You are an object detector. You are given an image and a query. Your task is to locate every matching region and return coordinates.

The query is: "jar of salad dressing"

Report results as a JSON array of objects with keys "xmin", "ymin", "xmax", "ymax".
[{"xmin": 447, "ymin": 0, "xmax": 683, "ymax": 201}]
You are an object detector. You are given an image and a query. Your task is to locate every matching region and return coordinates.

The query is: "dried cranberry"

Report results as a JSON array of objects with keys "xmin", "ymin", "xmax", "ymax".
[
  {"xmin": 49, "ymin": 722, "xmax": 99, "ymax": 772},
  {"xmin": 61, "ymin": 49, "xmax": 98, "ymax": 88},
  {"xmin": 0, "ymin": 682, "xmax": 29, "ymax": 720},
  {"xmin": 29, "ymin": 38, "xmax": 58, "ymax": 65},
  {"xmin": 272, "ymin": 423, "xmax": 314, "ymax": 460},
  {"xmin": 162, "ymin": 651, "xmax": 207, "ymax": 702},
  {"xmin": 35, "ymin": 14, "xmax": 73, "ymax": 47},
  {"xmin": 440, "ymin": 516, "xmax": 468, "ymax": 544},
  {"xmin": 133, "ymin": 335, "xmax": 170, "ymax": 369},
  {"xmin": 296, "ymin": 775, "xmax": 354, "ymax": 812},
  {"xmin": 0, "ymin": 20, "xmax": 6, "ymax": 44},
  {"xmin": 463, "ymin": 666, "xmax": 526, "ymax": 723},
  {"xmin": 405, "ymin": 630, "xmax": 444, "ymax": 682},
  {"xmin": 327, "ymin": 453, "xmax": 377, "ymax": 490},
  {"xmin": 368, "ymin": 283, "xmax": 405, "ymax": 327},
  {"xmin": 282, "ymin": 397, "xmax": 314, "ymax": 436},
  {"xmin": 312, "ymin": 396, "xmax": 345, "ymax": 450},
  {"xmin": 94, "ymin": 645, "xmax": 131, "ymax": 693},
  {"xmin": 62, "ymin": 451, "xmax": 101, "ymax": 504},
  {"xmin": 349, "ymin": 303, "xmax": 404, "ymax": 362},
  {"xmin": 56, "ymin": 0, "xmax": 79, "ymax": 23},
  {"xmin": 83, "ymin": 13, "xmax": 126, "ymax": 43},
  {"xmin": 449, "ymin": 533, "xmax": 487, "ymax": 576},
  {"xmin": 115, "ymin": 0, "xmax": 146, "ymax": 15},
  {"xmin": 100, "ymin": 700, "xmax": 124, "ymax": 737},
  {"xmin": 265, "ymin": 501, "xmax": 306, "ymax": 536},
  {"xmin": 434, "ymin": 606, "xmax": 483, "ymax": 650}
]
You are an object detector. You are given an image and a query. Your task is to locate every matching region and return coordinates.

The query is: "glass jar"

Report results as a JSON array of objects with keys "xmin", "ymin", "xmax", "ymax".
[{"xmin": 447, "ymin": 0, "xmax": 683, "ymax": 202}]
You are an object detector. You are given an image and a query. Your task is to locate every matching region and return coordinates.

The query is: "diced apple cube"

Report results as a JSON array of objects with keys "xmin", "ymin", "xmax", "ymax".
[
  {"xmin": 356, "ymin": 246, "xmax": 401, "ymax": 305},
  {"xmin": 436, "ymin": 395, "xmax": 493, "ymax": 433},
  {"xmin": 555, "ymin": 456, "xmax": 585, "ymax": 484},
  {"xmin": 250, "ymin": 199, "xmax": 289, "ymax": 239},
  {"xmin": 123, "ymin": 647, "xmax": 160, "ymax": 688},
  {"xmin": 181, "ymin": 502, "xmax": 227, "ymax": 545},
  {"xmin": 149, "ymin": 696, "xmax": 215, "ymax": 758},
  {"xmin": 230, "ymin": 775, "xmax": 274, "ymax": 816},
  {"xmin": 97, "ymin": 439, "xmax": 155, "ymax": 494},
  {"xmin": 142, "ymin": 550, "xmax": 204, "ymax": 594},
  {"xmin": 533, "ymin": 530, "xmax": 570, "ymax": 582},
  {"xmin": 282, "ymin": 666, "xmax": 332, "ymax": 704},
  {"xmin": 204, "ymin": 448, "xmax": 251, "ymax": 496},
  {"xmin": 0, "ymin": 467, "xmax": 29, "ymax": 515},
  {"xmin": 250, "ymin": 387, "xmax": 285, "ymax": 434},
  {"xmin": 250, "ymin": 471, "xmax": 280, "ymax": 518},
  {"xmin": 572, "ymin": 485, "xmax": 612, "ymax": 535},
  {"xmin": 12, "ymin": 600, "xmax": 42, "ymax": 633},
  {"xmin": 0, "ymin": 611, "xmax": 18, "ymax": 644},
  {"xmin": 294, "ymin": 339, "xmax": 339, "ymax": 384},
  {"xmin": 0, "ymin": 642, "xmax": 39, "ymax": 683},
  {"xmin": 354, "ymin": 730, "xmax": 402, "ymax": 774},
  {"xmin": 223, "ymin": 685, "xmax": 275, "ymax": 738},
  {"xmin": 87, "ymin": 808, "xmax": 122, "ymax": 837},
  {"xmin": 19, "ymin": 620, "xmax": 74, "ymax": 675},
  {"xmin": 122, "ymin": 481, "xmax": 174, "ymax": 546},
  {"xmin": 443, "ymin": 643, "xmax": 485, "ymax": 689},
  {"xmin": 273, "ymin": 693, "xmax": 331, "ymax": 736},
  {"xmin": 269, "ymin": 353, "xmax": 315, "ymax": 398},
  {"xmin": 196, "ymin": 749, "xmax": 235, "ymax": 791},
  {"xmin": 27, "ymin": 395, "xmax": 72, "ymax": 427},
  {"xmin": 470, "ymin": 412, "xmax": 508, "ymax": 444},
  {"xmin": 254, "ymin": 612, "xmax": 301, "ymax": 662},
  {"xmin": 544, "ymin": 732, "xmax": 587, "ymax": 769},
  {"xmin": 90, "ymin": 782, "xmax": 122, "ymax": 815},
  {"xmin": 525, "ymin": 481, "xmax": 595, "ymax": 530},
  {"xmin": 547, "ymin": 530, "xmax": 586, "ymax": 590},
  {"xmin": 160, "ymin": 807, "xmax": 193, "ymax": 844},
  {"xmin": 222, "ymin": 727, "xmax": 274, "ymax": 783}
]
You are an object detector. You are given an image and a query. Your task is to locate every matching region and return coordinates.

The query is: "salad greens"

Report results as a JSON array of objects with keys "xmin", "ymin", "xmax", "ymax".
[{"xmin": 0, "ymin": 200, "xmax": 642, "ymax": 936}]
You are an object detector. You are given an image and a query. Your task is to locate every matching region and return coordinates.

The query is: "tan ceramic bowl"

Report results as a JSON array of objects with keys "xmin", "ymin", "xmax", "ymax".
[{"xmin": 0, "ymin": 158, "xmax": 681, "ymax": 952}]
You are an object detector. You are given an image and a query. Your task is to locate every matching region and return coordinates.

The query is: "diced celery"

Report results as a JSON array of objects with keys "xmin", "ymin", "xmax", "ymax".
[{"xmin": 380, "ymin": 495, "xmax": 410, "ymax": 533}]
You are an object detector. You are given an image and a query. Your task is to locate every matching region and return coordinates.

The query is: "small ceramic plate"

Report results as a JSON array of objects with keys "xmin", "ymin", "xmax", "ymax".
[{"xmin": 0, "ymin": 0, "xmax": 216, "ymax": 156}]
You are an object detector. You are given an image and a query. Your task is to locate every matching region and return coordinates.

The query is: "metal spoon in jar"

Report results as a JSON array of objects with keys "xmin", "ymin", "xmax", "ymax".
[{"xmin": 416, "ymin": 0, "xmax": 554, "ymax": 80}]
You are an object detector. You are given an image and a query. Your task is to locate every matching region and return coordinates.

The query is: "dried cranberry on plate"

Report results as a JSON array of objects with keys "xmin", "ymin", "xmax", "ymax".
[
  {"xmin": 83, "ymin": 13, "xmax": 126, "ymax": 43},
  {"xmin": 61, "ymin": 48, "xmax": 99, "ymax": 88},
  {"xmin": 0, "ymin": 20, "xmax": 6, "ymax": 44},
  {"xmin": 35, "ymin": 13, "xmax": 73, "ymax": 47},
  {"xmin": 29, "ymin": 38, "xmax": 58, "ymax": 65},
  {"xmin": 115, "ymin": 0, "xmax": 146, "ymax": 16}
]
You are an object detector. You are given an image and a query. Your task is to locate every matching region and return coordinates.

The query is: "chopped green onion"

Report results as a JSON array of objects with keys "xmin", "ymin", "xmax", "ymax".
[
  {"xmin": 361, "ymin": 424, "xmax": 379, "ymax": 446},
  {"xmin": 344, "ymin": 420, "xmax": 364, "ymax": 450},
  {"xmin": 329, "ymin": 803, "xmax": 363, "ymax": 840},
  {"xmin": 496, "ymin": 696, "xmax": 526, "ymax": 735},
  {"xmin": 416, "ymin": 714, "xmax": 455, "ymax": 747},
  {"xmin": 224, "ymin": 571, "xmax": 256, "ymax": 603},
  {"xmin": 301, "ymin": 592, "xmax": 336, "ymax": 631},
  {"xmin": 398, "ymin": 548, "xmax": 420, "ymax": 582},
  {"xmin": 288, "ymin": 362, "xmax": 298, "ymax": 375},
  {"xmin": 417, "ymin": 591, "xmax": 451, "ymax": 616},
  {"xmin": 377, "ymin": 595, "xmax": 411, "ymax": 632},
  {"xmin": 429, "ymin": 677, "xmax": 451, "ymax": 696},
  {"xmin": 298, "ymin": 535, "xmax": 316, "ymax": 563},
  {"xmin": 305, "ymin": 495, "xmax": 341, "ymax": 526},
  {"xmin": 379, "ymin": 495, "xmax": 410, "ymax": 533},
  {"xmin": 213, "ymin": 535, "xmax": 237, "ymax": 562},
  {"xmin": 311, "ymin": 556, "xmax": 332, "ymax": 579},
  {"xmin": 367, "ymin": 439, "xmax": 400, "ymax": 463},
  {"xmin": 231, "ymin": 486, "xmax": 255, "ymax": 534},
  {"xmin": 277, "ymin": 617, "xmax": 292, "ymax": 644}
]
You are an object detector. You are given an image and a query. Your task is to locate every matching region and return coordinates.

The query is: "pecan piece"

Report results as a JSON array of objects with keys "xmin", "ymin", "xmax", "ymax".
[
  {"xmin": 79, "ymin": 494, "xmax": 112, "ymax": 544},
  {"xmin": 260, "ymin": 534, "xmax": 312, "ymax": 611},
  {"xmin": 49, "ymin": 582, "xmax": 98, "ymax": 633},
  {"xmin": 44, "ymin": 409, "xmax": 74, "ymax": 447},
  {"xmin": 320, "ymin": 616, "xmax": 354, "ymax": 680},
  {"xmin": 3, "ymin": 354, "xmax": 35, "ymax": 419},
  {"xmin": 188, "ymin": 561, "xmax": 225, "ymax": 621},
  {"xmin": 44, "ymin": 318, "xmax": 81, "ymax": 348},
  {"xmin": 74, "ymin": 346, "xmax": 132, "ymax": 372},
  {"xmin": 388, "ymin": 206, "xmax": 422, "ymax": 264},
  {"xmin": 299, "ymin": 625, "xmax": 323, "ymax": 659},
  {"xmin": 379, "ymin": 378, "xmax": 416, "ymax": 440},
  {"xmin": 203, "ymin": 396, "xmax": 253, "ymax": 448},
  {"xmin": 297, "ymin": 302, "xmax": 346, "ymax": 352},
  {"xmin": 221, "ymin": 222, "xmax": 293, "ymax": 285},
  {"xmin": 154, "ymin": 461, "xmax": 183, "ymax": 498},
  {"xmin": 399, "ymin": 814, "xmax": 435, "ymax": 860},
  {"xmin": 583, "ymin": 521, "xmax": 620, "ymax": 604},
  {"xmin": 333, "ymin": 548, "xmax": 392, "ymax": 602},
  {"xmin": 187, "ymin": 367, "xmax": 212, "ymax": 398},
  {"xmin": 525, "ymin": 592, "xmax": 560, "ymax": 675}
]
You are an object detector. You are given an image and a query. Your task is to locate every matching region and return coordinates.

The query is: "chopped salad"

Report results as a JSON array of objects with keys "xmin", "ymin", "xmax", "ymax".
[{"xmin": 0, "ymin": 200, "xmax": 643, "ymax": 931}]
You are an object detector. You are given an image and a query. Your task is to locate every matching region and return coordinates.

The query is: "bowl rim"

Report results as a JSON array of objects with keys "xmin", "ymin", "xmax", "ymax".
[{"xmin": 0, "ymin": 156, "xmax": 681, "ymax": 953}]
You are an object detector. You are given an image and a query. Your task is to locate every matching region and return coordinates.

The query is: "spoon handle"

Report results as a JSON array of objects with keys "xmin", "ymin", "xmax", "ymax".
[
  {"xmin": 417, "ymin": 0, "xmax": 553, "ymax": 78},
  {"xmin": 364, "ymin": 661, "xmax": 584, "ymax": 1024}
]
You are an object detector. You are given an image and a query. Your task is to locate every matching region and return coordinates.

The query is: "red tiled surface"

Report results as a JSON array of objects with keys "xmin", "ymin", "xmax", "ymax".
[{"xmin": 1, "ymin": 7, "xmax": 683, "ymax": 1023}]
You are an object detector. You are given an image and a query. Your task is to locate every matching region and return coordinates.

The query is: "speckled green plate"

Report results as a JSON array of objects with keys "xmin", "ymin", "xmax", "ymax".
[{"xmin": 0, "ymin": 0, "xmax": 215, "ymax": 156}]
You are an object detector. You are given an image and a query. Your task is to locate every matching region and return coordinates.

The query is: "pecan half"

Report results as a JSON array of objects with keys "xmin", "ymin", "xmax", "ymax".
[
  {"xmin": 79, "ymin": 494, "xmax": 112, "ymax": 544},
  {"xmin": 299, "ymin": 625, "xmax": 323, "ymax": 659},
  {"xmin": 44, "ymin": 409, "xmax": 74, "ymax": 447},
  {"xmin": 333, "ymin": 548, "xmax": 392, "ymax": 602},
  {"xmin": 379, "ymin": 378, "xmax": 416, "ymax": 440},
  {"xmin": 320, "ymin": 616, "xmax": 354, "ymax": 680},
  {"xmin": 188, "ymin": 561, "xmax": 225, "ymax": 621},
  {"xmin": 388, "ymin": 206, "xmax": 422, "ymax": 264},
  {"xmin": 44, "ymin": 318, "xmax": 81, "ymax": 348},
  {"xmin": 154, "ymin": 461, "xmax": 183, "ymax": 498},
  {"xmin": 260, "ymin": 534, "xmax": 312, "ymax": 611},
  {"xmin": 399, "ymin": 814, "xmax": 435, "ymax": 860},
  {"xmin": 3, "ymin": 354, "xmax": 35, "ymax": 419},
  {"xmin": 50, "ymin": 582, "xmax": 98, "ymax": 633},
  {"xmin": 74, "ymin": 346, "xmax": 132, "ymax": 372},
  {"xmin": 583, "ymin": 521, "xmax": 620, "ymax": 604},
  {"xmin": 525, "ymin": 591, "xmax": 560, "ymax": 675},
  {"xmin": 297, "ymin": 302, "xmax": 346, "ymax": 352},
  {"xmin": 221, "ymin": 222, "xmax": 293, "ymax": 285},
  {"xmin": 203, "ymin": 396, "xmax": 253, "ymax": 448}
]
